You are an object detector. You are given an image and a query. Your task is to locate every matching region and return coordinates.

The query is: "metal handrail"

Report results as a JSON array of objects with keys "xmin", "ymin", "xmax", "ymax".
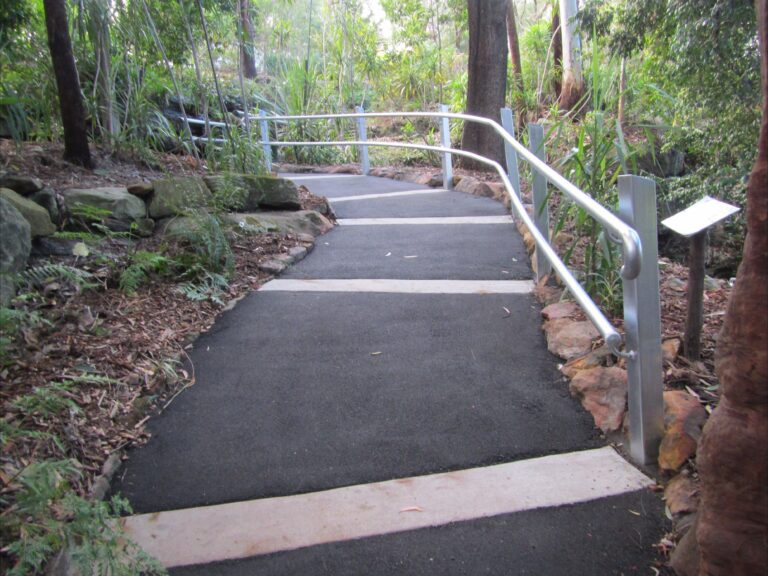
[
  {"xmin": 218, "ymin": 108, "xmax": 664, "ymax": 465},
  {"xmin": 260, "ymin": 111, "xmax": 643, "ymax": 281},
  {"xmin": 268, "ymin": 138, "xmax": 625, "ymax": 354}
]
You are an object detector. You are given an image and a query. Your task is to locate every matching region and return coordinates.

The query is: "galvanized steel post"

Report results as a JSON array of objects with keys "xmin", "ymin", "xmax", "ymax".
[
  {"xmin": 355, "ymin": 106, "xmax": 370, "ymax": 175},
  {"xmin": 500, "ymin": 108, "xmax": 521, "ymax": 199},
  {"xmin": 439, "ymin": 104, "xmax": 453, "ymax": 189},
  {"xmin": 527, "ymin": 123, "xmax": 552, "ymax": 280},
  {"xmin": 258, "ymin": 110, "xmax": 272, "ymax": 173},
  {"xmin": 618, "ymin": 175, "xmax": 664, "ymax": 465}
]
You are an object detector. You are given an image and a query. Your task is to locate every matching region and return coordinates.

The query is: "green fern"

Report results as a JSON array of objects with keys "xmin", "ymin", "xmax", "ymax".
[
  {"xmin": 12, "ymin": 381, "xmax": 82, "ymax": 418},
  {"xmin": 51, "ymin": 231, "xmax": 101, "ymax": 243},
  {"xmin": 18, "ymin": 264, "xmax": 96, "ymax": 292},
  {"xmin": 175, "ymin": 212, "xmax": 235, "ymax": 277},
  {"xmin": 119, "ymin": 250, "xmax": 171, "ymax": 294},
  {"xmin": 177, "ymin": 271, "xmax": 229, "ymax": 306},
  {"xmin": 5, "ymin": 459, "xmax": 167, "ymax": 576}
]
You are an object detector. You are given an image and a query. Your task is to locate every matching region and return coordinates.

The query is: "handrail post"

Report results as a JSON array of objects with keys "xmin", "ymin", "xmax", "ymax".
[
  {"xmin": 527, "ymin": 123, "xmax": 552, "ymax": 280},
  {"xmin": 500, "ymin": 108, "xmax": 521, "ymax": 199},
  {"xmin": 618, "ymin": 175, "xmax": 664, "ymax": 465},
  {"xmin": 259, "ymin": 110, "xmax": 272, "ymax": 173},
  {"xmin": 355, "ymin": 106, "xmax": 370, "ymax": 175},
  {"xmin": 439, "ymin": 104, "xmax": 453, "ymax": 189}
]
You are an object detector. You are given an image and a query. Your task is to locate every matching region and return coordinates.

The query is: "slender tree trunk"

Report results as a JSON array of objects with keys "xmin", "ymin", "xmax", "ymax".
[
  {"xmin": 178, "ymin": 0, "xmax": 209, "ymax": 138},
  {"xmin": 551, "ymin": 8, "xmax": 562, "ymax": 97},
  {"xmin": 506, "ymin": 0, "xmax": 524, "ymax": 115},
  {"xmin": 235, "ymin": 0, "xmax": 251, "ymax": 141},
  {"xmin": 693, "ymin": 2, "xmax": 768, "ymax": 574},
  {"xmin": 90, "ymin": 0, "xmax": 117, "ymax": 138},
  {"xmin": 460, "ymin": 0, "xmax": 508, "ymax": 168},
  {"xmin": 617, "ymin": 57, "xmax": 627, "ymax": 127},
  {"xmin": 140, "ymin": 0, "xmax": 199, "ymax": 163},
  {"xmin": 43, "ymin": 0, "xmax": 93, "ymax": 168},
  {"xmin": 558, "ymin": 0, "xmax": 583, "ymax": 110},
  {"xmin": 239, "ymin": 0, "xmax": 257, "ymax": 79}
]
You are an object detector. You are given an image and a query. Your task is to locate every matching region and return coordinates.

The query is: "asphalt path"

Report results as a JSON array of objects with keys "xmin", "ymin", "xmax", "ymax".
[{"xmin": 112, "ymin": 173, "xmax": 666, "ymax": 574}]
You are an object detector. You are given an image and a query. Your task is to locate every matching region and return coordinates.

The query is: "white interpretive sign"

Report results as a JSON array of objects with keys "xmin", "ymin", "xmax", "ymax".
[{"xmin": 661, "ymin": 196, "xmax": 740, "ymax": 237}]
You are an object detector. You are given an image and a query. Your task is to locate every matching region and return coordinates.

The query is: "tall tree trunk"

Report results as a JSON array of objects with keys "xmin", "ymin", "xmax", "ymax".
[
  {"xmin": 460, "ymin": 0, "xmax": 508, "ymax": 169},
  {"xmin": 558, "ymin": 0, "xmax": 583, "ymax": 110},
  {"xmin": 94, "ymin": 0, "xmax": 117, "ymax": 138},
  {"xmin": 551, "ymin": 8, "xmax": 562, "ymax": 98},
  {"xmin": 617, "ymin": 57, "xmax": 627, "ymax": 127},
  {"xmin": 506, "ymin": 0, "xmax": 524, "ymax": 116},
  {"xmin": 239, "ymin": 0, "xmax": 257, "ymax": 79},
  {"xmin": 693, "ymin": 2, "xmax": 768, "ymax": 574},
  {"xmin": 43, "ymin": 0, "xmax": 93, "ymax": 168}
]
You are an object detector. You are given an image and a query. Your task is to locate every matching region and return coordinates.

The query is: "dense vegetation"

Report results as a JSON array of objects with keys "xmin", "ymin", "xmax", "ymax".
[{"xmin": 1, "ymin": 0, "xmax": 759, "ymax": 273}]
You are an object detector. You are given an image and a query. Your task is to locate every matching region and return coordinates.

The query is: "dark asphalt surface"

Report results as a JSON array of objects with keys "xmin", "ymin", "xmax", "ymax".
[
  {"xmin": 283, "ymin": 224, "xmax": 531, "ymax": 280},
  {"xmin": 335, "ymin": 191, "xmax": 509, "ymax": 218},
  {"xmin": 113, "ymin": 174, "xmax": 666, "ymax": 573},
  {"xmin": 114, "ymin": 292, "xmax": 600, "ymax": 512}
]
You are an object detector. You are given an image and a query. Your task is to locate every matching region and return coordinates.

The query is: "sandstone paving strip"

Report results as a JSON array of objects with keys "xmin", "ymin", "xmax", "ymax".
[
  {"xmin": 123, "ymin": 447, "xmax": 653, "ymax": 569},
  {"xmin": 112, "ymin": 174, "xmax": 665, "ymax": 573}
]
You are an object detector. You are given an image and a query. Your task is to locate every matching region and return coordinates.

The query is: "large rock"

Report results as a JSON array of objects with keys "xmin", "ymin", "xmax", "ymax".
[
  {"xmin": 560, "ymin": 345, "xmax": 614, "ymax": 379},
  {"xmin": 665, "ymin": 474, "xmax": 699, "ymax": 517},
  {"xmin": 204, "ymin": 174, "xmax": 301, "ymax": 211},
  {"xmin": 148, "ymin": 177, "xmax": 211, "ymax": 219},
  {"xmin": 544, "ymin": 319, "xmax": 600, "ymax": 359},
  {"xmin": 0, "ymin": 174, "xmax": 43, "ymax": 196},
  {"xmin": 0, "ymin": 187, "xmax": 56, "ymax": 237},
  {"xmin": 569, "ymin": 366, "xmax": 628, "ymax": 432},
  {"xmin": 658, "ymin": 390, "xmax": 708, "ymax": 473},
  {"xmin": 30, "ymin": 188, "xmax": 60, "ymax": 224},
  {"xmin": 455, "ymin": 176, "xmax": 496, "ymax": 199},
  {"xmin": 229, "ymin": 210, "xmax": 333, "ymax": 237},
  {"xmin": 63, "ymin": 187, "xmax": 147, "ymax": 222},
  {"xmin": 541, "ymin": 301, "xmax": 580, "ymax": 321},
  {"xmin": 0, "ymin": 197, "xmax": 31, "ymax": 305}
]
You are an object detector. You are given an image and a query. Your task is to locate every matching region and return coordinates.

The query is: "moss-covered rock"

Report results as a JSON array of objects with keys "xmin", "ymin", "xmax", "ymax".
[
  {"xmin": 148, "ymin": 177, "xmax": 211, "ymax": 219},
  {"xmin": 30, "ymin": 188, "xmax": 60, "ymax": 224},
  {"xmin": 63, "ymin": 187, "xmax": 147, "ymax": 222},
  {"xmin": 0, "ymin": 187, "xmax": 56, "ymax": 237},
  {"xmin": 0, "ymin": 197, "xmax": 31, "ymax": 305},
  {"xmin": 204, "ymin": 174, "xmax": 301, "ymax": 211}
]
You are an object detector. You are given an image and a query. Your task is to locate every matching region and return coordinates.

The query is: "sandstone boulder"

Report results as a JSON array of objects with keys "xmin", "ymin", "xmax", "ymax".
[
  {"xmin": 544, "ymin": 319, "xmax": 599, "ymax": 359},
  {"xmin": 30, "ymin": 188, "xmax": 60, "ymax": 224},
  {"xmin": 230, "ymin": 210, "xmax": 333, "ymax": 237},
  {"xmin": 658, "ymin": 390, "xmax": 708, "ymax": 472},
  {"xmin": 569, "ymin": 366, "xmax": 628, "ymax": 432},
  {"xmin": 0, "ymin": 174, "xmax": 43, "ymax": 195},
  {"xmin": 148, "ymin": 177, "xmax": 211, "ymax": 219},
  {"xmin": 0, "ymin": 188, "xmax": 56, "ymax": 236},
  {"xmin": 63, "ymin": 187, "xmax": 147, "ymax": 222},
  {"xmin": 0, "ymin": 197, "xmax": 31, "ymax": 305},
  {"xmin": 204, "ymin": 174, "xmax": 301, "ymax": 211},
  {"xmin": 665, "ymin": 474, "xmax": 699, "ymax": 516}
]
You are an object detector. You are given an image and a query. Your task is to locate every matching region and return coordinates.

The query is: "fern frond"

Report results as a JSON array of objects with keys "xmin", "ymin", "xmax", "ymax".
[
  {"xmin": 119, "ymin": 251, "xmax": 171, "ymax": 294},
  {"xmin": 17, "ymin": 264, "xmax": 95, "ymax": 291}
]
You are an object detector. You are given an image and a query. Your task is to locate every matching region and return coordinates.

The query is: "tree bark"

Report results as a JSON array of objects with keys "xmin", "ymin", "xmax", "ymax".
[
  {"xmin": 506, "ymin": 0, "xmax": 524, "ymax": 114},
  {"xmin": 460, "ymin": 0, "xmax": 508, "ymax": 169},
  {"xmin": 551, "ymin": 8, "xmax": 562, "ymax": 97},
  {"xmin": 558, "ymin": 0, "xmax": 583, "ymax": 110},
  {"xmin": 43, "ymin": 0, "xmax": 93, "ymax": 168},
  {"xmin": 239, "ymin": 0, "xmax": 257, "ymax": 79},
  {"xmin": 693, "ymin": 2, "xmax": 768, "ymax": 574}
]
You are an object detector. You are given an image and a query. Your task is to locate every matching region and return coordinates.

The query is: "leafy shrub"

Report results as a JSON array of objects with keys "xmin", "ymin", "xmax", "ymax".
[{"xmin": 3, "ymin": 459, "xmax": 166, "ymax": 576}]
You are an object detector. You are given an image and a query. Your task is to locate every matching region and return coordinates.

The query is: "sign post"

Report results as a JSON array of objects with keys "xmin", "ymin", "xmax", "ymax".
[{"xmin": 661, "ymin": 196, "xmax": 740, "ymax": 361}]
